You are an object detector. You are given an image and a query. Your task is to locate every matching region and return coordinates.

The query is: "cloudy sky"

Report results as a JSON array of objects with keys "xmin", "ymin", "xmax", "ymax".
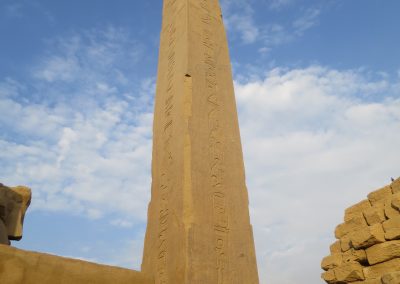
[{"xmin": 1, "ymin": 0, "xmax": 400, "ymax": 283}]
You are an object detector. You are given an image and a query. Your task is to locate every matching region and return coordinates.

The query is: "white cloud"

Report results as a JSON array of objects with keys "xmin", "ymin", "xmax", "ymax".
[
  {"xmin": 2, "ymin": 23, "xmax": 400, "ymax": 284},
  {"xmin": 292, "ymin": 8, "xmax": 320, "ymax": 36},
  {"xmin": 221, "ymin": 0, "xmax": 260, "ymax": 44},
  {"xmin": 221, "ymin": 1, "xmax": 321, "ymax": 53},
  {"xmin": 235, "ymin": 66, "xmax": 400, "ymax": 284},
  {"xmin": 0, "ymin": 27, "xmax": 153, "ymax": 225}
]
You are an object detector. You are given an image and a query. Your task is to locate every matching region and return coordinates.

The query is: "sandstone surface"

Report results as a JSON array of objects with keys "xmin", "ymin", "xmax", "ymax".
[
  {"xmin": 322, "ymin": 178, "xmax": 400, "ymax": 283},
  {"xmin": 0, "ymin": 245, "xmax": 152, "ymax": 284},
  {"xmin": 141, "ymin": 0, "xmax": 259, "ymax": 283},
  {"xmin": 0, "ymin": 184, "xmax": 31, "ymax": 244}
]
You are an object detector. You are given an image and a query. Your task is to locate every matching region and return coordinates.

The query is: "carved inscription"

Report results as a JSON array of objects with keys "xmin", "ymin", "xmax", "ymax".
[
  {"xmin": 201, "ymin": 1, "xmax": 229, "ymax": 283},
  {"xmin": 157, "ymin": 1, "xmax": 177, "ymax": 283}
]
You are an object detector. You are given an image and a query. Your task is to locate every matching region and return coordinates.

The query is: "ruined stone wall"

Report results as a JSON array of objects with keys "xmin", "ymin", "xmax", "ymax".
[
  {"xmin": 321, "ymin": 178, "xmax": 400, "ymax": 284},
  {"xmin": 0, "ymin": 245, "xmax": 153, "ymax": 284}
]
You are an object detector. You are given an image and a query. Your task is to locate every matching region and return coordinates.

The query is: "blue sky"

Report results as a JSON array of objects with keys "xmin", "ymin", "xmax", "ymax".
[{"xmin": 1, "ymin": 1, "xmax": 400, "ymax": 283}]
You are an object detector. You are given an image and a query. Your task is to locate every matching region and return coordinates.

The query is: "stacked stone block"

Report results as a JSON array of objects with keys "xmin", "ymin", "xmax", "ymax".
[{"xmin": 321, "ymin": 178, "xmax": 400, "ymax": 283}]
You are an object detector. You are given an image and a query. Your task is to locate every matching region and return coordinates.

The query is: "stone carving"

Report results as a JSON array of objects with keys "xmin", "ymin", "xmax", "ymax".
[
  {"xmin": 321, "ymin": 177, "xmax": 400, "ymax": 283},
  {"xmin": 0, "ymin": 183, "xmax": 32, "ymax": 245},
  {"xmin": 141, "ymin": 0, "xmax": 259, "ymax": 283}
]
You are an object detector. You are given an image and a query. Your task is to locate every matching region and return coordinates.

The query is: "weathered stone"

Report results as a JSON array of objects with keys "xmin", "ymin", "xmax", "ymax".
[
  {"xmin": 341, "ymin": 234, "xmax": 353, "ymax": 252},
  {"xmin": 368, "ymin": 186, "xmax": 392, "ymax": 206},
  {"xmin": 351, "ymin": 223, "xmax": 385, "ymax": 249},
  {"xmin": 336, "ymin": 215, "xmax": 368, "ymax": 239},
  {"xmin": 363, "ymin": 258, "xmax": 400, "ymax": 279},
  {"xmin": 322, "ymin": 253, "xmax": 343, "ymax": 270},
  {"xmin": 392, "ymin": 193, "xmax": 400, "ymax": 210},
  {"xmin": 345, "ymin": 200, "xmax": 372, "ymax": 222},
  {"xmin": 352, "ymin": 279, "xmax": 382, "ymax": 284},
  {"xmin": 342, "ymin": 248, "xmax": 367, "ymax": 264},
  {"xmin": 141, "ymin": 1, "xmax": 259, "ymax": 283},
  {"xmin": 0, "ymin": 245, "xmax": 152, "ymax": 284},
  {"xmin": 382, "ymin": 271, "xmax": 400, "ymax": 284},
  {"xmin": 366, "ymin": 240, "xmax": 400, "ymax": 265},
  {"xmin": 0, "ymin": 219, "xmax": 9, "ymax": 245},
  {"xmin": 334, "ymin": 261, "xmax": 365, "ymax": 282},
  {"xmin": 321, "ymin": 270, "xmax": 337, "ymax": 284},
  {"xmin": 363, "ymin": 206, "xmax": 386, "ymax": 225},
  {"xmin": 382, "ymin": 216, "xmax": 400, "ymax": 240},
  {"xmin": 384, "ymin": 197, "xmax": 399, "ymax": 219},
  {"xmin": 390, "ymin": 178, "xmax": 400, "ymax": 194},
  {"xmin": 330, "ymin": 240, "xmax": 342, "ymax": 254},
  {"xmin": 0, "ymin": 184, "xmax": 31, "ymax": 242}
]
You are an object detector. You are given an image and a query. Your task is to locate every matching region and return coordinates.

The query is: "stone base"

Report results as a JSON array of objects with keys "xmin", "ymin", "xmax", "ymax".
[{"xmin": 0, "ymin": 245, "xmax": 153, "ymax": 284}]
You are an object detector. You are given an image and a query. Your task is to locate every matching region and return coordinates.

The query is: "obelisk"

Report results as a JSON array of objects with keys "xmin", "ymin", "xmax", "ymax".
[{"xmin": 141, "ymin": 0, "xmax": 259, "ymax": 283}]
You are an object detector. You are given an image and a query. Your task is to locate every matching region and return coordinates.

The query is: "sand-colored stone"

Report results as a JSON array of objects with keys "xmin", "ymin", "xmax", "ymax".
[
  {"xmin": 342, "ymin": 248, "xmax": 367, "ymax": 264},
  {"xmin": 363, "ymin": 258, "xmax": 400, "ymax": 280},
  {"xmin": 0, "ymin": 245, "xmax": 152, "ymax": 284},
  {"xmin": 350, "ymin": 223, "xmax": 386, "ymax": 249},
  {"xmin": 322, "ymin": 253, "xmax": 343, "ymax": 270},
  {"xmin": 363, "ymin": 206, "xmax": 386, "ymax": 225},
  {"xmin": 384, "ymin": 198, "xmax": 399, "ymax": 220},
  {"xmin": 341, "ymin": 234, "xmax": 353, "ymax": 252},
  {"xmin": 368, "ymin": 186, "xmax": 392, "ymax": 206},
  {"xmin": 0, "ymin": 184, "xmax": 31, "ymax": 243},
  {"xmin": 334, "ymin": 261, "xmax": 365, "ymax": 282},
  {"xmin": 353, "ymin": 280, "xmax": 383, "ymax": 284},
  {"xmin": 392, "ymin": 193, "xmax": 400, "ymax": 210},
  {"xmin": 390, "ymin": 178, "xmax": 400, "ymax": 194},
  {"xmin": 345, "ymin": 200, "xmax": 372, "ymax": 222},
  {"xmin": 366, "ymin": 240, "xmax": 400, "ymax": 265},
  {"xmin": 336, "ymin": 215, "xmax": 368, "ymax": 239},
  {"xmin": 330, "ymin": 240, "xmax": 342, "ymax": 254},
  {"xmin": 352, "ymin": 279, "xmax": 382, "ymax": 284},
  {"xmin": 382, "ymin": 271, "xmax": 400, "ymax": 284},
  {"xmin": 382, "ymin": 216, "xmax": 400, "ymax": 240},
  {"xmin": 141, "ymin": 1, "xmax": 259, "ymax": 283},
  {"xmin": 321, "ymin": 270, "xmax": 337, "ymax": 284},
  {"xmin": 0, "ymin": 219, "xmax": 9, "ymax": 245},
  {"xmin": 322, "ymin": 181, "xmax": 400, "ymax": 284}
]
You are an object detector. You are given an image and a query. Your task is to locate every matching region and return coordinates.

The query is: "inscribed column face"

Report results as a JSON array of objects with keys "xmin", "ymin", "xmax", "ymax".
[{"xmin": 142, "ymin": 1, "xmax": 259, "ymax": 283}]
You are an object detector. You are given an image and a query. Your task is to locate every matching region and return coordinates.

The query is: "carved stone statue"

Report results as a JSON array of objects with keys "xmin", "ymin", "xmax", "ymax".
[{"xmin": 0, "ymin": 183, "xmax": 32, "ymax": 245}]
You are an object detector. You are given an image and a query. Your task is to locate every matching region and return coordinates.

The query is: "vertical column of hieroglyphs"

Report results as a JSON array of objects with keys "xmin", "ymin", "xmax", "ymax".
[
  {"xmin": 143, "ymin": 0, "xmax": 259, "ymax": 283},
  {"xmin": 184, "ymin": 0, "xmax": 259, "ymax": 283},
  {"xmin": 200, "ymin": 1, "xmax": 229, "ymax": 282},
  {"xmin": 142, "ymin": 0, "xmax": 178, "ymax": 283}
]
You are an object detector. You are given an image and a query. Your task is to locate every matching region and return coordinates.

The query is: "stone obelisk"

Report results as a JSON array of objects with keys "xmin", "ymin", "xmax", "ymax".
[{"xmin": 142, "ymin": 0, "xmax": 259, "ymax": 283}]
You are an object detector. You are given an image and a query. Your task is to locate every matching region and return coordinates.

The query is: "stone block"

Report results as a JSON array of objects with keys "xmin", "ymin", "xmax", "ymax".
[
  {"xmin": 341, "ymin": 234, "xmax": 353, "ymax": 252},
  {"xmin": 392, "ymin": 193, "xmax": 400, "ymax": 210},
  {"xmin": 384, "ymin": 197, "xmax": 399, "ymax": 219},
  {"xmin": 330, "ymin": 240, "xmax": 342, "ymax": 254},
  {"xmin": 345, "ymin": 200, "xmax": 372, "ymax": 222},
  {"xmin": 351, "ymin": 223, "xmax": 385, "ymax": 249},
  {"xmin": 366, "ymin": 240, "xmax": 400, "ymax": 265},
  {"xmin": 0, "ymin": 245, "xmax": 152, "ymax": 284},
  {"xmin": 382, "ymin": 271, "xmax": 400, "ymax": 284},
  {"xmin": 363, "ymin": 206, "xmax": 386, "ymax": 225},
  {"xmin": 334, "ymin": 261, "xmax": 365, "ymax": 282},
  {"xmin": 352, "ymin": 280, "xmax": 382, "ymax": 284},
  {"xmin": 321, "ymin": 269, "xmax": 337, "ymax": 284},
  {"xmin": 336, "ymin": 215, "xmax": 368, "ymax": 239},
  {"xmin": 363, "ymin": 258, "xmax": 400, "ymax": 280},
  {"xmin": 342, "ymin": 248, "xmax": 367, "ymax": 264},
  {"xmin": 322, "ymin": 253, "xmax": 343, "ymax": 270},
  {"xmin": 390, "ymin": 178, "xmax": 400, "ymax": 194},
  {"xmin": 382, "ymin": 216, "xmax": 400, "ymax": 240},
  {"xmin": 368, "ymin": 186, "xmax": 392, "ymax": 206}
]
